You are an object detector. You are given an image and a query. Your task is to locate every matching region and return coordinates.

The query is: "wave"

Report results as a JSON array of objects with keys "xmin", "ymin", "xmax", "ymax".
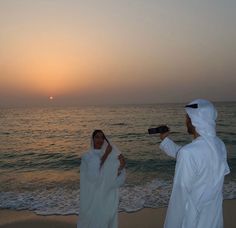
[
  {"xmin": 1, "ymin": 179, "xmax": 236, "ymax": 215},
  {"xmin": 0, "ymin": 152, "xmax": 81, "ymax": 171},
  {"xmin": 110, "ymin": 123, "xmax": 128, "ymax": 126},
  {"xmin": 1, "ymin": 153, "xmax": 236, "ymax": 174}
]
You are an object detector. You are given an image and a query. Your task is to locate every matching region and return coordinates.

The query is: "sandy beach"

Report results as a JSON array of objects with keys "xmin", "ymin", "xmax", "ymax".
[{"xmin": 0, "ymin": 199, "xmax": 235, "ymax": 228}]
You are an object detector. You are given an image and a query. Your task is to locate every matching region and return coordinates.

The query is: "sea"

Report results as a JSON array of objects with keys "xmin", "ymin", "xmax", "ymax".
[{"xmin": 0, "ymin": 102, "xmax": 236, "ymax": 215}]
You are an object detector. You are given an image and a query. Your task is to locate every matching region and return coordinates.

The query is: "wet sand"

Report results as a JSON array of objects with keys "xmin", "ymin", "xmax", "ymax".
[{"xmin": 0, "ymin": 199, "xmax": 235, "ymax": 228}]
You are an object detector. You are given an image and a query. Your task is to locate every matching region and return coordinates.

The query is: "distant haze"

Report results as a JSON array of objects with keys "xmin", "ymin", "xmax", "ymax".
[{"xmin": 0, "ymin": 0, "xmax": 236, "ymax": 106}]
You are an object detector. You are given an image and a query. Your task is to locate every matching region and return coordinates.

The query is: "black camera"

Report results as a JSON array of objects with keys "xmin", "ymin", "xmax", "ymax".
[{"xmin": 148, "ymin": 125, "xmax": 169, "ymax": 134}]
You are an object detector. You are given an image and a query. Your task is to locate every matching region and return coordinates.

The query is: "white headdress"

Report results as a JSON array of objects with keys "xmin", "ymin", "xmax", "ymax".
[{"xmin": 185, "ymin": 99, "xmax": 217, "ymax": 137}]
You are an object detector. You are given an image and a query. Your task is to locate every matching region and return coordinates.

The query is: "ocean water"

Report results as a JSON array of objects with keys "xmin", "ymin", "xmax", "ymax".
[{"xmin": 0, "ymin": 102, "xmax": 236, "ymax": 215}]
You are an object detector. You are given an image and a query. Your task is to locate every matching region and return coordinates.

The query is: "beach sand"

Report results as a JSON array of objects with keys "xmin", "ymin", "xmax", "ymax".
[{"xmin": 0, "ymin": 199, "xmax": 235, "ymax": 228}]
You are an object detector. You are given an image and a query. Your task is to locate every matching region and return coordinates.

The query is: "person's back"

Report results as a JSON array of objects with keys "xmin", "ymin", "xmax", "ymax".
[
  {"xmin": 173, "ymin": 137, "xmax": 227, "ymax": 227},
  {"xmin": 159, "ymin": 99, "xmax": 230, "ymax": 228}
]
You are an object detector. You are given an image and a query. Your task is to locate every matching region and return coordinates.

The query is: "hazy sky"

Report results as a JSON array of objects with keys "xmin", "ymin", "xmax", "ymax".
[{"xmin": 0, "ymin": 0, "xmax": 236, "ymax": 106}]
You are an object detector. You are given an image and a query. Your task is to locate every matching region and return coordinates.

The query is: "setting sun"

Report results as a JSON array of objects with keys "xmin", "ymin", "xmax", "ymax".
[{"xmin": 0, "ymin": 0, "xmax": 235, "ymax": 107}]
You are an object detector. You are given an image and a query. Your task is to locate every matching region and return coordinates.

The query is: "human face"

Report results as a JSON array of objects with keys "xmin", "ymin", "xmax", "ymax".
[
  {"xmin": 185, "ymin": 114, "xmax": 195, "ymax": 135},
  {"xmin": 93, "ymin": 132, "xmax": 105, "ymax": 149}
]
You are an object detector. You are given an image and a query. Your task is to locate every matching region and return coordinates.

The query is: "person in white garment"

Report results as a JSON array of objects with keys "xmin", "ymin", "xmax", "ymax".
[
  {"xmin": 159, "ymin": 99, "xmax": 230, "ymax": 228},
  {"xmin": 77, "ymin": 130, "xmax": 126, "ymax": 228}
]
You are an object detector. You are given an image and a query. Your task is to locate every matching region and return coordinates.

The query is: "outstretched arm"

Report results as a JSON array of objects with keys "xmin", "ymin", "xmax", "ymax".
[{"xmin": 159, "ymin": 132, "xmax": 181, "ymax": 159}]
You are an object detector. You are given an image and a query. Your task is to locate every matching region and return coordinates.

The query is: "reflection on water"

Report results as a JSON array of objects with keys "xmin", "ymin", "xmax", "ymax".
[{"xmin": 0, "ymin": 102, "xmax": 235, "ymax": 214}]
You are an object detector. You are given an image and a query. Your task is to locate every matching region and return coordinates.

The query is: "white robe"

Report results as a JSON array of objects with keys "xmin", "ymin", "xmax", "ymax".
[
  {"xmin": 77, "ymin": 145, "xmax": 126, "ymax": 228},
  {"xmin": 160, "ymin": 136, "xmax": 230, "ymax": 228}
]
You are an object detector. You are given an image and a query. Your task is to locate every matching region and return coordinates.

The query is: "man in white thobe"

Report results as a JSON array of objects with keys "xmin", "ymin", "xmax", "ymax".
[{"xmin": 159, "ymin": 99, "xmax": 230, "ymax": 228}]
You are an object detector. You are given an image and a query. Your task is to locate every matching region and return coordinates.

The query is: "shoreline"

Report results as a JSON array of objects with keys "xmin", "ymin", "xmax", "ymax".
[{"xmin": 0, "ymin": 199, "xmax": 236, "ymax": 228}]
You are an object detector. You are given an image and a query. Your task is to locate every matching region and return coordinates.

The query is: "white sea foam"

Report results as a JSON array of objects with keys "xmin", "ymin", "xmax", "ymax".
[
  {"xmin": 1, "ymin": 179, "xmax": 236, "ymax": 215},
  {"xmin": 119, "ymin": 179, "xmax": 172, "ymax": 212}
]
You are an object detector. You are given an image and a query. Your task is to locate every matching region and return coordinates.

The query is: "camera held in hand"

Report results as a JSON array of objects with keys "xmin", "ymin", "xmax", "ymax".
[{"xmin": 148, "ymin": 125, "xmax": 169, "ymax": 134}]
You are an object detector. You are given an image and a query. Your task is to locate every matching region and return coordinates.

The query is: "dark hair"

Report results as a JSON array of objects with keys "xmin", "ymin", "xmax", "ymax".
[{"xmin": 92, "ymin": 130, "xmax": 109, "ymax": 143}]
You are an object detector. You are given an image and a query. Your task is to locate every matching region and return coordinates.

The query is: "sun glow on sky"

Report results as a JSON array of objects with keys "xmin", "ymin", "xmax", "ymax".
[{"xmin": 0, "ymin": 1, "xmax": 236, "ymax": 106}]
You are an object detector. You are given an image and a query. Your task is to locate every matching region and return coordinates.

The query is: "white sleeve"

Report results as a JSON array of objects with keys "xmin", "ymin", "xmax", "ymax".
[
  {"xmin": 159, "ymin": 137, "xmax": 182, "ymax": 159},
  {"xmin": 111, "ymin": 169, "xmax": 126, "ymax": 189}
]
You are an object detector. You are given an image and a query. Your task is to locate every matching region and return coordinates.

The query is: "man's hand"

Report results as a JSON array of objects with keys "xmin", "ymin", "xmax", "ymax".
[
  {"xmin": 100, "ymin": 144, "xmax": 112, "ymax": 168},
  {"xmin": 160, "ymin": 131, "xmax": 169, "ymax": 141},
  {"xmin": 105, "ymin": 144, "xmax": 112, "ymax": 154},
  {"xmin": 118, "ymin": 154, "xmax": 126, "ymax": 169}
]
